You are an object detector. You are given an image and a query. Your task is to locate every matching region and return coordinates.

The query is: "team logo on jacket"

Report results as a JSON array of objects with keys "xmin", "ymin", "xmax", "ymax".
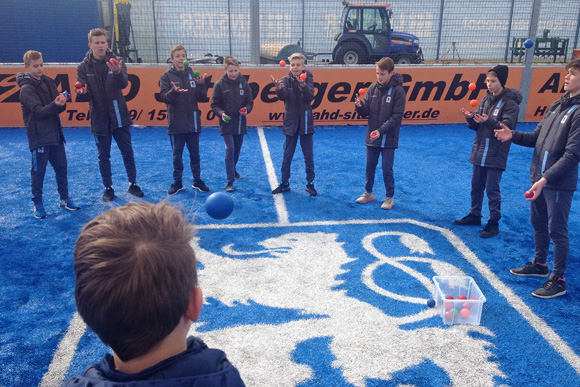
[
  {"xmin": 561, "ymin": 115, "xmax": 569, "ymax": 124},
  {"xmin": 493, "ymin": 108, "xmax": 499, "ymax": 117},
  {"xmin": 240, "ymin": 89, "xmax": 245, "ymax": 96},
  {"xmin": 190, "ymin": 81, "xmax": 196, "ymax": 88},
  {"xmin": 386, "ymin": 96, "xmax": 391, "ymax": 103}
]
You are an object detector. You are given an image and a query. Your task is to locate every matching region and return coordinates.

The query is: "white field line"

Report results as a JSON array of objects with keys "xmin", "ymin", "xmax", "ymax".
[
  {"xmin": 41, "ymin": 218, "xmax": 580, "ymax": 385},
  {"xmin": 257, "ymin": 126, "xmax": 289, "ymax": 225},
  {"xmin": 40, "ymin": 312, "xmax": 86, "ymax": 387}
]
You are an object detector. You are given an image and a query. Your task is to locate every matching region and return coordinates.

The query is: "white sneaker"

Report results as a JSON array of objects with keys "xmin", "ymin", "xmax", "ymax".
[
  {"xmin": 381, "ymin": 197, "xmax": 395, "ymax": 210},
  {"xmin": 356, "ymin": 192, "xmax": 375, "ymax": 203}
]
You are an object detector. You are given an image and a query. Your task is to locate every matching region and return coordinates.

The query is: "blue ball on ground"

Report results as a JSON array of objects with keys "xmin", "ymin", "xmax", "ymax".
[
  {"xmin": 205, "ymin": 192, "xmax": 234, "ymax": 220},
  {"xmin": 524, "ymin": 39, "xmax": 534, "ymax": 49},
  {"xmin": 427, "ymin": 298, "xmax": 436, "ymax": 308}
]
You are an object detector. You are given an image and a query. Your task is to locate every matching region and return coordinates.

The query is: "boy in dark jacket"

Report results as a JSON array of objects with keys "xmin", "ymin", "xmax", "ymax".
[
  {"xmin": 354, "ymin": 57, "xmax": 406, "ymax": 210},
  {"xmin": 62, "ymin": 201, "xmax": 245, "ymax": 386},
  {"xmin": 495, "ymin": 59, "xmax": 580, "ymax": 299},
  {"xmin": 455, "ymin": 65, "xmax": 523, "ymax": 238},
  {"xmin": 210, "ymin": 56, "xmax": 253, "ymax": 192},
  {"xmin": 18, "ymin": 50, "xmax": 80, "ymax": 219},
  {"xmin": 76, "ymin": 28, "xmax": 144, "ymax": 202},
  {"xmin": 160, "ymin": 45, "xmax": 210, "ymax": 195},
  {"xmin": 270, "ymin": 53, "xmax": 317, "ymax": 196}
]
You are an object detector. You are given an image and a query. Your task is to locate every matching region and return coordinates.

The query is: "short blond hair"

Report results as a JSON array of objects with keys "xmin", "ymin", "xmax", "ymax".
[
  {"xmin": 224, "ymin": 56, "xmax": 240, "ymax": 68},
  {"xmin": 23, "ymin": 50, "xmax": 42, "ymax": 66},
  {"xmin": 288, "ymin": 52, "xmax": 306, "ymax": 63},
  {"xmin": 171, "ymin": 44, "xmax": 187, "ymax": 58},
  {"xmin": 88, "ymin": 28, "xmax": 107, "ymax": 43}
]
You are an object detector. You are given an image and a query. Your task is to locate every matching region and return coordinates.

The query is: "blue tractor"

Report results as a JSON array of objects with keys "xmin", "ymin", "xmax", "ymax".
[{"xmin": 332, "ymin": 2, "xmax": 423, "ymax": 65}]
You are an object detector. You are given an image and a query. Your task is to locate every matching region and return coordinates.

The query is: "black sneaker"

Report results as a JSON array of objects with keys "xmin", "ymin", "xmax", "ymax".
[
  {"xmin": 305, "ymin": 182, "xmax": 317, "ymax": 196},
  {"xmin": 225, "ymin": 182, "xmax": 234, "ymax": 192},
  {"xmin": 532, "ymin": 277, "xmax": 566, "ymax": 299},
  {"xmin": 192, "ymin": 180, "xmax": 210, "ymax": 192},
  {"xmin": 128, "ymin": 183, "xmax": 144, "ymax": 197},
  {"xmin": 102, "ymin": 187, "xmax": 115, "ymax": 202},
  {"xmin": 480, "ymin": 220, "xmax": 499, "ymax": 238},
  {"xmin": 234, "ymin": 171, "xmax": 242, "ymax": 179},
  {"xmin": 168, "ymin": 181, "xmax": 184, "ymax": 195},
  {"xmin": 272, "ymin": 182, "xmax": 290, "ymax": 194},
  {"xmin": 454, "ymin": 214, "xmax": 481, "ymax": 226},
  {"xmin": 510, "ymin": 262, "xmax": 549, "ymax": 277}
]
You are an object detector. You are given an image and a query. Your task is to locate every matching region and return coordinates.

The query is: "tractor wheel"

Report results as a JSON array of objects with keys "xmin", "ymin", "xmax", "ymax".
[
  {"xmin": 336, "ymin": 43, "xmax": 367, "ymax": 65},
  {"xmin": 394, "ymin": 54, "xmax": 413, "ymax": 65}
]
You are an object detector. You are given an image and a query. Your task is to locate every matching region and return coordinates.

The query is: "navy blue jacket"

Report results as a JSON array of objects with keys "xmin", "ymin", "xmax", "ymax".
[
  {"xmin": 511, "ymin": 92, "xmax": 580, "ymax": 191},
  {"xmin": 355, "ymin": 72, "xmax": 406, "ymax": 148},
  {"xmin": 275, "ymin": 70, "xmax": 315, "ymax": 136},
  {"xmin": 210, "ymin": 73, "xmax": 253, "ymax": 136},
  {"xmin": 61, "ymin": 336, "xmax": 245, "ymax": 386},
  {"xmin": 159, "ymin": 65, "xmax": 208, "ymax": 135},
  {"xmin": 76, "ymin": 49, "xmax": 133, "ymax": 134},
  {"xmin": 17, "ymin": 72, "xmax": 66, "ymax": 150},
  {"xmin": 466, "ymin": 88, "xmax": 522, "ymax": 170}
]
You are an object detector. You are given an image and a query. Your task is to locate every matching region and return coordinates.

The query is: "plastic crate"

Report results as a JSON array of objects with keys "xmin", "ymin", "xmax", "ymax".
[{"xmin": 433, "ymin": 276, "xmax": 486, "ymax": 326}]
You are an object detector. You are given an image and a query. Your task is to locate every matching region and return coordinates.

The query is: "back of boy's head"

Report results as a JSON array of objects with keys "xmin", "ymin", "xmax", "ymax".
[
  {"xmin": 171, "ymin": 44, "xmax": 187, "ymax": 58},
  {"xmin": 224, "ymin": 56, "xmax": 240, "ymax": 68},
  {"xmin": 23, "ymin": 50, "xmax": 42, "ymax": 66},
  {"xmin": 88, "ymin": 28, "xmax": 107, "ymax": 43},
  {"xmin": 73, "ymin": 201, "xmax": 198, "ymax": 362},
  {"xmin": 376, "ymin": 57, "xmax": 395, "ymax": 72},
  {"xmin": 566, "ymin": 59, "xmax": 580, "ymax": 72},
  {"xmin": 288, "ymin": 53, "xmax": 306, "ymax": 63}
]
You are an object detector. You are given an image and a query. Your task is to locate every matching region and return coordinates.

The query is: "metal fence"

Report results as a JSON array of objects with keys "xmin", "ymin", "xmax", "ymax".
[{"xmin": 103, "ymin": 0, "xmax": 580, "ymax": 65}]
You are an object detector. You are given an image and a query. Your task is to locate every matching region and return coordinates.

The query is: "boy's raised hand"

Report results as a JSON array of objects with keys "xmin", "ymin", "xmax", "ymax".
[
  {"xmin": 194, "ymin": 73, "xmax": 207, "ymax": 83},
  {"xmin": 460, "ymin": 107, "xmax": 474, "ymax": 119},
  {"xmin": 473, "ymin": 113, "xmax": 489, "ymax": 123},
  {"xmin": 106, "ymin": 59, "xmax": 123, "ymax": 74},
  {"xmin": 171, "ymin": 81, "xmax": 188, "ymax": 93},
  {"xmin": 494, "ymin": 122, "xmax": 513, "ymax": 142},
  {"xmin": 354, "ymin": 94, "xmax": 362, "ymax": 107},
  {"xmin": 76, "ymin": 84, "xmax": 88, "ymax": 95},
  {"xmin": 270, "ymin": 75, "xmax": 282, "ymax": 89},
  {"xmin": 55, "ymin": 93, "xmax": 67, "ymax": 106}
]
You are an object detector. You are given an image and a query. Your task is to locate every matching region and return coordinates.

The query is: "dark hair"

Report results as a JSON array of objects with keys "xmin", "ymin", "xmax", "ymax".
[
  {"xmin": 566, "ymin": 59, "xmax": 580, "ymax": 72},
  {"xmin": 376, "ymin": 57, "xmax": 395, "ymax": 72},
  {"xmin": 73, "ymin": 201, "xmax": 198, "ymax": 361}
]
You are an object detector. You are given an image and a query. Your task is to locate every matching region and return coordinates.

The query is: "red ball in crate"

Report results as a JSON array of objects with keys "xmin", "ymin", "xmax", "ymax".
[
  {"xmin": 445, "ymin": 311, "xmax": 453, "ymax": 320},
  {"xmin": 462, "ymin": 302, "xmax": 471, "ymax": 310},
  {"xmin": 458, "ymin": 295, "xmax": 467, "ymax": 300},
  {"xmin": 460, "ymin": 308, "xmax": 470, "ymax": 318},
  {"xmin": 445, "ymin": 295, "xmax": 454, "ymax": 300}
]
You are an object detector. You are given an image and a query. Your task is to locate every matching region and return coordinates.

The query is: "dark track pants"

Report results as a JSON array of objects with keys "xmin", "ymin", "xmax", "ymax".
[
  {"xmin": 468, "ymin": 165, "xmax": 503, "ymax": 221},
  {"xmin": 281, "ymin": 132, "xmax": 315, "ymax": 184},
  {"xmin": 170, "ymin": 133, "xmax": 201, "ymax": 182},
  {"xmin": 223, "ymin": 134, "xmax": 244, "ymax": 183},
  {"xmin": 94, "ymin": 125, "xmax": 137, "ymax": 188},
  {"xmin": 30, "ymin": 143, "xmax": 69, "ymax": 204},
  {"xmin": 531, "ymin": 187, "xmax": 574, "ymax": 278},
  {"xmin": 365, "ymin": 146, "xmax": 395, "ymax": 197}
]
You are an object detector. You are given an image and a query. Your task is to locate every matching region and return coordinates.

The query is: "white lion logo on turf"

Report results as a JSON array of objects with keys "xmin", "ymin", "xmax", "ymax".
[{"xmin": 191, "ymin": 231, "xmax": 503, "ymax": 386}]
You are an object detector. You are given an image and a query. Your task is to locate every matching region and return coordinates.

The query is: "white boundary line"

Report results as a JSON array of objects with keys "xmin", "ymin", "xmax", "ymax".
[
  {"xmin": 257, "ymin": 126, "xmax": 289, "ymax": 224},
  {"xmin": 41, "ymin": 218, "xmax": 580, "ymax": 385},
  {"xmin": 40, "ymin": 312, "xmax": 86, "ymax": 387}
]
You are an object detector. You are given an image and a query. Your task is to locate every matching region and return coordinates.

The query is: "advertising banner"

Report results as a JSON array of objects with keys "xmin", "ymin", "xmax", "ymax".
[{"xmin": 0, "ymin": 65, "xmax": 568, "ymax": 127}]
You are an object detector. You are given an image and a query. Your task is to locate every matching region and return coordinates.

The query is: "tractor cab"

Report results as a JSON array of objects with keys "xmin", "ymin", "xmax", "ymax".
[{"xmin": 333, "ymin": 2, "xmax": 423, "ymax": 65}]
